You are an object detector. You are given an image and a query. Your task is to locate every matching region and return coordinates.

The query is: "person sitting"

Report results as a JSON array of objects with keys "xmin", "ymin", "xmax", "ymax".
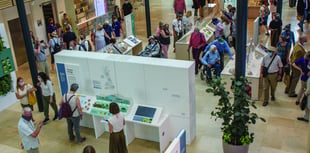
[
  {"xmin": 201, "ymin": 45, "xmax": 221, "ymax": 82},
  {"xmin": 139, "ymin": 36, "xmax": 161, "ymax": 57}
]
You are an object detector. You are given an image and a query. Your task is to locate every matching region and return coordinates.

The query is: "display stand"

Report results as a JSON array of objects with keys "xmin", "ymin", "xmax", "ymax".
[
  {"xmin": 125, "ymin": 104, "xmax": 170, "ymax": 153},
  {"xmin": 175, "ymin": 19, "xmax": 215, "ymax": 61},
  {"xmin": 221, "ymin": 44, "xmax": 266, "ymax": 100},
  {"xmin": 123, "ymin": 35, "xmax": 143, "ymax": 55}
]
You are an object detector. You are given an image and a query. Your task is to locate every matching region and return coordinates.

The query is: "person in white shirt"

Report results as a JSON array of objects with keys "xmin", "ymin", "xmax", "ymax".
[
  {"xmin": 18, "ymin": 107, "xmax": 43, "ymax": 153},
  {"xmin": 108, "ymin": 102, "xmax": 128, "ymax": 153},
  {"xmin": 172, "ymin": 14, "xmax": 184, "ymax": 52},
  {"xmin": 260, "ymin": 46, "xmax": 283, "ymax": 106},
  {"xmin": 15, "ymin": 77, "xmax": 37, "ymax": 111},
  {"xmin": 37, "ymin": 72, "xmax": 58, "ymax": 124}
]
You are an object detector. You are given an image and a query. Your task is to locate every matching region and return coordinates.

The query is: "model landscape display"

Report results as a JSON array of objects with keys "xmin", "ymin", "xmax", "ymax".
[{"xmin": 79, "ymin": 94, "xmax": 130, "ymax": 119}]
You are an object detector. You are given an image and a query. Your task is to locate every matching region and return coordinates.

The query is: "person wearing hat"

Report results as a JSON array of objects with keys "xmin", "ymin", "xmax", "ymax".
[
  {"xmin": 48, "ymin": 31, "xmax": 61, "ymax": 72},
  {"xmin": 18, "ymin": 107, "xmax": 44, "ymax": 153},
  {"xmin": 287, "ymin": 36, "xmax": 307, "ymax": 96},
  {"xmin": 139, "ymin": 36, "xmax": 161, "ymax": 57},
  {"xmin": 204, "ymin": 37, "xmax": 233, "ymax": 71},
  {"xmin": 268, "ymin": 13, "xmax": 282, "ymax": 47},
  {"xmin": 211, "ymin": 17, "xmax": 224, "ymax": 38},
  {"xmin": 281, "ymin": 24, "xmax": 295, "ymax": 49},
  {"xmin": 60, "ymin": 83, "xmax": 86, "ymax": 144},
  {"xmin": 260, "ymin": 46, "xmax": 283, "ymax": 106},
  {"xmin": 292, "ymin": 51, "xmax": 310, "ymax": 105}
]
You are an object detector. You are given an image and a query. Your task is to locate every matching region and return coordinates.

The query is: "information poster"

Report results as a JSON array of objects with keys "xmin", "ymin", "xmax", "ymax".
[
  {"xmin": 56, "ymin": 63, "xmax": 68, "ymax": 96},
  {"xmin": 94, "ymin": 0, "xmax": 108, "ymax": 17},
  {"xmin": 124, "ymin": 13, "xmax": 136, "ymax": 37}
]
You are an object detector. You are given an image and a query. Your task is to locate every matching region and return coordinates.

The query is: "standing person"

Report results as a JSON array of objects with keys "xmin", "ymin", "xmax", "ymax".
[
  {"xmin": 174, "ymin": 0, "xmax": 186, "ymax": 16},
  {"xmin": 288, "ymin": 36, "xmax": 307, "ymax": 96},
  {"xmin": 37, "ymin": 72, "xmax": 58, "ymax": 124},
  {"xmin": 34, "ymin": 40, "xmax": 50, "ymax": 76},
  {"xmin": 260, "ymin": 46, "xmax": 283, "ymax": 106},
  {"xmin": 62, "ymin": 13, "xmax": 72, "ymax": 33},
  {"xmin": 48, "ymin": 32, "xmax": 61, "ymax": 72},
  {"xmin": 192, "ymin": 0, "xmax": 201, "ymax": 19},
  {"xmin": 47, "ymin": 18, "xmax": 57, "ymax": 40},
  {"xmin": 155, "ymin": 21, "xmax": 164, "ymax": 37},
  {"xmin": 113, "ymin": 5, "xmax": 122, "ymax": 22},
  {"xmin": 63, "ymin": 26, "xmax": 77, "ymax": 50},
  {"xmin": 297, "ymin": 71, "xmax": 310, "ymax": 122},
  {"xmin": 204, "ymin": 37, "xmax": 233, "ymax": 71},
  {"xmin": 55, "ymin": 23, "xmax": 63, "ymax": 38},
  {"xmin": 183, "ymin": 11, "xmax": 193, "ymax": 34},
  {"xmin": 103, "ymin": 20, "xmax": 115, "ymax": 45},
  {"xmin": 211, "ymin": 17, "xmax": 224, "ymax": 38},
  {"xmin": 159, "ymin": 24, "xmax": 172, "ymax": 58},
  {"xmin": 18, "ymin": 107, "xmax": 43, "ymax": 153},
  {"xmin": 94, "ymin": 24, "xmax": 111, "ymax": 51},
  {"xmin": 269, "ymin": 0, "xmax": 277, "ymax": 19},
  {"xmin": 15, "ymin": 77, "xmax": 37, "ymax": 111},
  {"xmin": 112, "ymin": 15, "xmax": 122, "ymax": 41},
  {"xmin": 83, "ymin": 145, "xmax": 96, "ymax": 153},
  {"xmin": 281, "ymin": 24, "xmax": 295, "ymax": 49},
  {"xmin": 108, "ymin": 102, "xmax": 128, "ymax": 153},
  {"xmin": 297, "ymin": 0, "xmax": 308, "ymax": 32},
  {"xmin": 199, "ymin": 0, "xmax": 206, "ymax": 18},
  {"xmin": 122, "ymin": 0, "xmax": 133, "ymax": 17},
  {"xmin": 269, "ymin": 13, "xmax": 282, "ymax": 47},
  {"xmin": 201, "ymin": 45, "xmax": 221, "ymax": 82},
  {"xmin": 60, "ymin": 83, "xmax": 86, "ymax": 144},
  {"xmin": 292, "ymin": 51, "xmax": 310, "ymax": 105},
  {"xmin": 187, "ymin": 27, "xmax": 206, "ymax": 74},
  {"xmin": 172, "ymin": 14, "xmax": 184, "ymax": 53},
  {"xmin": 221, "ymin": 15, "xmax": 231, "ymax": 42},
  {"xmin": 276, "ymin": 35, "xmax": 290, "ymax": 81},
  {"xmin": 79, "ymin": 34, "xmax": 92, "ymax": 51},
  {"xmin": 259, "ymin": 4, "xmax": 270, "ymax": 35}
]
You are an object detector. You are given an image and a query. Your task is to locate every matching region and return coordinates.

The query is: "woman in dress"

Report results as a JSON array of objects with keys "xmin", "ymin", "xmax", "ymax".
[
  {"xmin": 108, "ymin": 102, "xmax": 128, "ymax": 153},
  {"xmin": 37, "ymin": 72, "xmax": 58, "ymax": 124},
  {"xmin": 94, "ymin": 24, "xmax": 110, "ymax": 51},
  {"xmin": 15, "ymin": 77, "xmax": 36, "ymax": 111}
]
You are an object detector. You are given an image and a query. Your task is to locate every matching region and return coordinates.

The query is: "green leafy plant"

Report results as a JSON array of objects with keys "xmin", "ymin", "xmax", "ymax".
[
  {"xmin": 0, "ymin": 74, "xmax": 12, "ymax": 96},
  {"xmin": 206, "ymin": 77, "xmax": 265, "ymax": 146}
]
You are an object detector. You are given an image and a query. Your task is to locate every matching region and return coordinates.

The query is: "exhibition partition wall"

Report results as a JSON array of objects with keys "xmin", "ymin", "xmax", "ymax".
[{"xmin": 54, "ymin": 51, "xmax": 196, "ymax": 145}]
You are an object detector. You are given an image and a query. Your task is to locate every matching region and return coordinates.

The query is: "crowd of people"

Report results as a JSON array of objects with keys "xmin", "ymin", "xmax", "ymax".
[{"xmin": 14, "ymin": 0, "xmax": 310, "ymax": 152}]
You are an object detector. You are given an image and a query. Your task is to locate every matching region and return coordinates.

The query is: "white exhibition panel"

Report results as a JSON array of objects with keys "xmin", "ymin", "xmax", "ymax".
[{"xmin": 54, "ymin": 51, "xmax": 196, "ymax": 145}]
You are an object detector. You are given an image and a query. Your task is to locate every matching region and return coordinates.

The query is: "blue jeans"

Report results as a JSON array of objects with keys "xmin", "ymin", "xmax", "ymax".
[
  {"xmin": 66, "ymin": 116, "xmax": 81, "ymax": 142},
  {"xmin": 206, "ymin": 63, "xmax": 221, "ymax": 79}
]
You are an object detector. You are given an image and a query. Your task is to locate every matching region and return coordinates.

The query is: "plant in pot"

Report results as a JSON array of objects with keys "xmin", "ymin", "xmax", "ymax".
[{"xmin": 206, "ymin": 77, "xmax": 265, "ymax": 153}]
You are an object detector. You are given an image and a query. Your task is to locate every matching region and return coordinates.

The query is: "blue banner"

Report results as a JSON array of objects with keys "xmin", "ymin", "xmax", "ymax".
[
  {"xmin": 56, "ymin": 63, "xmax": 68, "ymax": 96},
  {"xmin": 177, "ymin": 129, "xmax": 186, "ymax": 153}
]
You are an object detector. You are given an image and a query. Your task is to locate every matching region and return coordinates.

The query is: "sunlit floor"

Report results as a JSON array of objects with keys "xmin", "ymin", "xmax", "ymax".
[{"xmin": 1, "ymin": 0, "xmax": 310, "ymax": 153}]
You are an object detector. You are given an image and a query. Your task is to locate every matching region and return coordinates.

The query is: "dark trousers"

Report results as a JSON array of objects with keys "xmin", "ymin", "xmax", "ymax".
[
  {"xmin": 42, "ymin": 94, "xmax": 58, "ymax": 119},
  {"xmin": 219, "ymin": 51, "xmax": 224, "ymax": 71},
  {"xmin": 192, "ymin": 48, "xmax": 202, "ymax": 73},
  {"xmin": 288, "ymin": 66, "xmax": 301, "ymax": 95},
  {"xmin": 66, "ymin": 116, "xmax": 82, "ymax": 142},
  {"xmin": 206, "ymin": 63, "xmax": 221, "ymax": 79}
]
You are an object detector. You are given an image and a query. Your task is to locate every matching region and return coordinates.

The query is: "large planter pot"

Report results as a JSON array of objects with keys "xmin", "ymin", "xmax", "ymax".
[{"xmin": 222, "ymin": 142, "xmax": 249, "ymax": 153}]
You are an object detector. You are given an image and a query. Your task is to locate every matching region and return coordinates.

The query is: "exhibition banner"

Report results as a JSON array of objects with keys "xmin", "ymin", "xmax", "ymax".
[
  {"xmin": 124, "ymin": 13, "xmax": 136, "ymax": 37},
  {"xmin": 56, "ymin": 63, "xmax": 68, "ymax": 96},
  {"xmin": 177, "ymin": 129, "xmax": 186, "ymax": 153}
]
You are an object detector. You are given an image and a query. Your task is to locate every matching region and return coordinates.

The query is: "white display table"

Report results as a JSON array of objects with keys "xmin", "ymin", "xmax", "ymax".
[{"xmin": 221, "ymin": 45, "xmax": 266, "ymax": 100}]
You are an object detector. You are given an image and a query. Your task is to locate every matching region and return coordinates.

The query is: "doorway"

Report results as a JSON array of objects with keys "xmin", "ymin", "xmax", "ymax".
[{"xmin": 42, "ymin": 2, "xmax": 54, "ymax": 39}]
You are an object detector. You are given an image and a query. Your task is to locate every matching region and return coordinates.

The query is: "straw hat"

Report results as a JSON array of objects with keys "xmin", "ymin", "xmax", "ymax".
[
  {"xmin": 51, "ymin": 31, "xmax": 57, "ymax": 37},
  {"xmin": 268, "ymin": 46, "xmax": 277, "ymax": 52}
]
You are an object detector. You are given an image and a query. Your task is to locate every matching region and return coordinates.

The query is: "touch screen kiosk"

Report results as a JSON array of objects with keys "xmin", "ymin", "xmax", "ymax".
[{"xmin": 125, "ymin": 104, "xmax": 170, "ymax": 153}]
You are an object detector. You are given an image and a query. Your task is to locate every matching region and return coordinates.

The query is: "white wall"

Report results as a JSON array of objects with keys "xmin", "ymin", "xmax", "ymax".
[
  {"xmin": 30, "ymin": 0, "xmax": 49, "ymax": 43},
  {"xmin": 56, "ymin": 0, "xmax": 66, "ymax": 23}
]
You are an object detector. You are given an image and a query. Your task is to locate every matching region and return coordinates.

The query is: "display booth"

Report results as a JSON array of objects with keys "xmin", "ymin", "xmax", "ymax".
[
  {"xmin": 221, "ymin": 44, "xmax": 267, "ymax": 100},
  {"xmin": 123, "ymin": 35, "xmax": 143, "ymax": 55},
  {"xmin": 0, "ymin": 23, "xmax": 17, "ymax": 112},
  {"xmin": 55, "ymin": 51, "xmax": 196, "ymax": 151}
]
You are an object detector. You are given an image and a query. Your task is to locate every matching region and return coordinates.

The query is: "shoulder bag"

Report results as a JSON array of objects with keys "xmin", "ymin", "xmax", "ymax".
[{"xmin": 262, "ymin": 55, "xmax": 276, "ymax": 77}]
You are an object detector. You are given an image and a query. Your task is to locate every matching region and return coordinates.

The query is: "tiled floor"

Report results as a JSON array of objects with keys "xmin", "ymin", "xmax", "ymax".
[{"xmin": 1, "ymin": 0, "xmax": 310, "ymax": 153}]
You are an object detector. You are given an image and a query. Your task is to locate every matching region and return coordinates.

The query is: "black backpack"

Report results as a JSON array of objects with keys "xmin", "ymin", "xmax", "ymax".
[{"xmin": 52, "ymin": 38, "xmax": 61, "ymax": 53}]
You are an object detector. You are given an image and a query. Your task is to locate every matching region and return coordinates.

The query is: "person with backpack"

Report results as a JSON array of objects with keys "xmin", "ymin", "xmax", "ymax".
[
  {"xmin": 37, "ymin": 72, "xmax": 58, "ymax": 124},
  {"xmin": 49, "ymin": 32, "xmax": 61, "ymax": 72},
  {"xmin": 59, "ymin": 83, "xmax": 86, "ymax": 144},
  {"xmin": 78, "ymin": 34, "xmax": 92, "ymax": 51}
]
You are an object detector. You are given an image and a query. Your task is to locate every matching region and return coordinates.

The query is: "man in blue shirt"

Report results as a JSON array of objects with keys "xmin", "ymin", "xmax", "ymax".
[
  {"xmin": 204, "ymin": 37, "xmax": 233, "ymax": 71},
  {"xmin": 281, "ymin": 24, "xmax": 295, "ymax": 49},
  {"xmin": 201, "ymin": 45, "xmax": 221, "ymax": 82}
]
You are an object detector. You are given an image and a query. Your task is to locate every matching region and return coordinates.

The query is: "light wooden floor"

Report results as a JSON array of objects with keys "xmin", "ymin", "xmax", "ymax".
[{"xmin": 1, "ymin": 0, "xmax": 310, "ymax": 153}]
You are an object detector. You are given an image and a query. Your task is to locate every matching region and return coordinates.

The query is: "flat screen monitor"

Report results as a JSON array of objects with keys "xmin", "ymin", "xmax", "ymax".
[
  {"xmin": 135, "ymin": 106, "xmax": 156, "ymax": 118},
  {"xmin": 94, "ymin": 0, "xmax": 107, "ymax": 17}
]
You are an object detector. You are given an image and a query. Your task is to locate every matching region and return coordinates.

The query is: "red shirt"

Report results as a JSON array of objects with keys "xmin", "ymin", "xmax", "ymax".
[
  {"xmin": 174, "ymin": 0, "xmax": 186, "ymax": 13},
  {"xmin": 188, "ymin": 32, "xmax": 206, "ymax": 49}
]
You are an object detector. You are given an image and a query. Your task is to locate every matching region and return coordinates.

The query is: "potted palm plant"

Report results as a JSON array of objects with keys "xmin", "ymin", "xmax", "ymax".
[{"xmin": 206, "ymin": 77, "xmax": 265, "ymax": 153}]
